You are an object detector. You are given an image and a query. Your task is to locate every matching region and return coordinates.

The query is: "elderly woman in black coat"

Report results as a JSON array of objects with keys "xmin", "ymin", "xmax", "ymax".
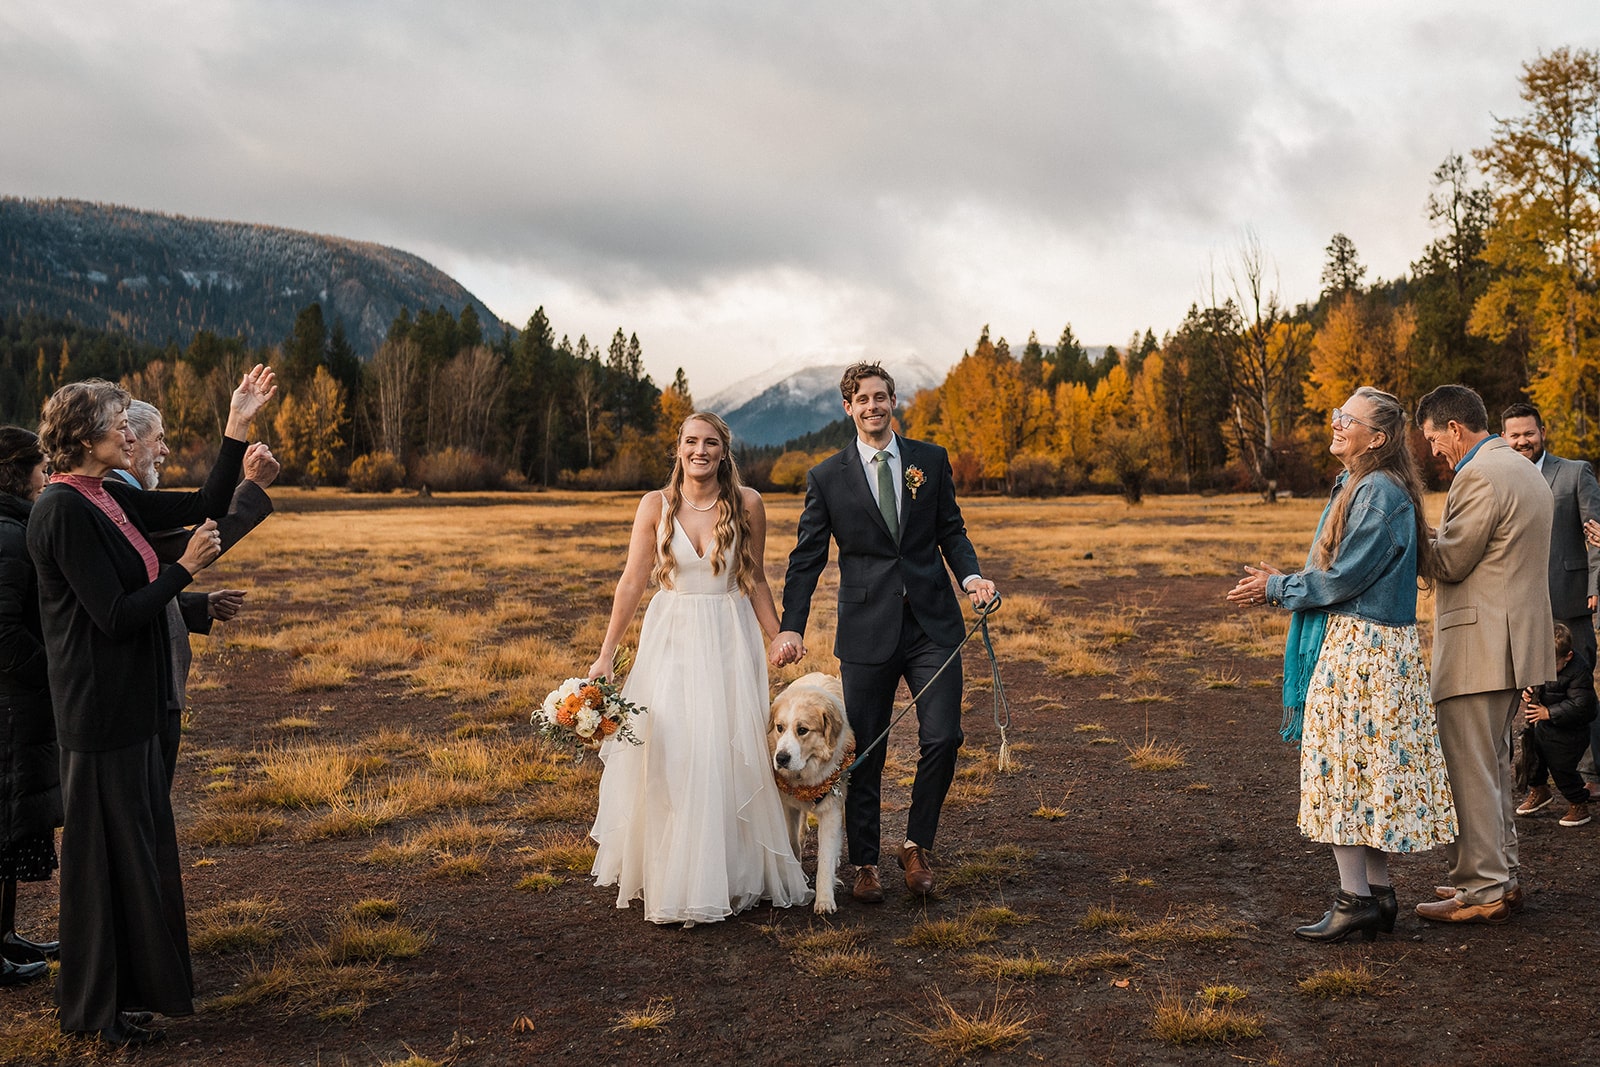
[
  {"xmin": 0, "ymin": 427, "xmax": 55, "ymax": 987},
  {"xmin": 28, "ymin": 368, "xmax": 275, "ymax": 1045}
]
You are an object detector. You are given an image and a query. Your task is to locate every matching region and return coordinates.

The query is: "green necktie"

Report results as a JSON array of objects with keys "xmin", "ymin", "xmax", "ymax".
[{"xmin": 875, "ymin": 450, "xmax": 899, "ymax": 541}]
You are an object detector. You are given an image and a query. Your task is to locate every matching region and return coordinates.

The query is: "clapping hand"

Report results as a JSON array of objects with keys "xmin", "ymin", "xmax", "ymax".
[
  {"xmin": 179, "ymin": 519, "xmax": 223, "ymax": 575},
  {"xmin": 244, "ymin": 442, "xmax": 281, "ymax": 489},
  {"xmin": 226, "ymin": 365, "xmax": 278, "ymax": 439},
  {"xmin": 1227, "ymin": 562, "xmax": 1283, "ymax": 607}
]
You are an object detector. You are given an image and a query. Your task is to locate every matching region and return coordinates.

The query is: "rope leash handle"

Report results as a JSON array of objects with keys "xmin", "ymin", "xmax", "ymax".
[{"xmin": 845, "ymin": 593, "xmax": 1005, "ymax": 778}]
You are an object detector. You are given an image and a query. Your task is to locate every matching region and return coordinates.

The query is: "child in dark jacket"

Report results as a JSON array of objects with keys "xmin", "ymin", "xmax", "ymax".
[{"xmin": 1518, "ymin": 621, "xmax": 1598, "ymax": 827}]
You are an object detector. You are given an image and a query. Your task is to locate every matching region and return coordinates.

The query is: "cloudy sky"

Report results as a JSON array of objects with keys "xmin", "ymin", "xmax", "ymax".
[{"xmin": 3, "ymin": 2, "xmax": 1597, "ymax": 395}]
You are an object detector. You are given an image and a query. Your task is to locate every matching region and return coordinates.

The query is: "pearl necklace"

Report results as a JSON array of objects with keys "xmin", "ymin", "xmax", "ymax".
[{"xmin": 682, "ymin": 494, "xmax": 718, "ymax": 512}]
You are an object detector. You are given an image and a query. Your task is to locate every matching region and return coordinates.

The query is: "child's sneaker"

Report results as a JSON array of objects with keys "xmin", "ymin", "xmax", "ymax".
[
  {"xmin": 1517, "ymin": 786, "xmax": 1554, "ymax": 815},
  {"xmin": 1559, "ymin": 802, "xmax": 1591, "ymax": 827}
]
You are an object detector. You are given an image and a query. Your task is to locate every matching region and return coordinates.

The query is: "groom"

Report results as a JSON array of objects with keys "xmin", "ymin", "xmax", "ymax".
[{"xmin": 772, "ymin": 362, "xmax": 996, "ymax": 902}]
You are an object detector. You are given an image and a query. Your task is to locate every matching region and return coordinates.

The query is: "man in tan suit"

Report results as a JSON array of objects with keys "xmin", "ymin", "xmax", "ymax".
[{"xmin": 1416, "ymin": 385, "xmax": 1557, "ymax": 924}]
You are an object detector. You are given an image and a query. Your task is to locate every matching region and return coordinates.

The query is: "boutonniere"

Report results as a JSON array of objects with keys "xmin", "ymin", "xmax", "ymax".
[{"xmin": 905, "ymin": 465, "xmax": 926, "ymax": 499}]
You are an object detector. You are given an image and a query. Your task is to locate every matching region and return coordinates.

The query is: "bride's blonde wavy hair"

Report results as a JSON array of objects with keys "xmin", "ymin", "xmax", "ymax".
[{"xmin": 651, "ymin": 412, "xmax": 759, "ymax": 596}]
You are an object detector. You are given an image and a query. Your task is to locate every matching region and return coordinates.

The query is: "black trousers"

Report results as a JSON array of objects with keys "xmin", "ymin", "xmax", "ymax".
[
  {"xmin": 1529, "ymin": 720, "xmax": 1592, "ymax": 806},
  {"xmin": 840, "ymin": 603, "xmax": 963, "ymax": 867},
  {"xmin": 57, "ymin": 738, "xmax": 193, "ymax": 1032}
]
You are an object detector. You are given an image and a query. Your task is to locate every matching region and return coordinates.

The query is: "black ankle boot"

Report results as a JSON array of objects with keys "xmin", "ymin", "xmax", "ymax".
[
  {"xmin": 0, "ymin": 955, "xmax": 47, "ymax": 986},
  {"xmin": 1, "ymin": 930, "xmax": 59, "ymax": 963},
  {"xmin": 1369, "ymin": 884, "xmax": 1397, "ymax": 934},
  {"xmin": 1294, "ymin": 890, "xmax": 1381, "ymax": 943}
]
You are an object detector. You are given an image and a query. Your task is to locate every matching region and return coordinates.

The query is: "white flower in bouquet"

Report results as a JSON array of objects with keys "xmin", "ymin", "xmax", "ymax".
[{"xmin": 575, "ymin": 706, "xmax": 602, "ymax": 738}]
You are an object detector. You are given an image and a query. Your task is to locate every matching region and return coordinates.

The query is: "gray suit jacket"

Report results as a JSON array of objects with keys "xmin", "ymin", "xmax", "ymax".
[{"xmin": 1540, "ymin": 452, "xmax": 1600, "ymax": 620}]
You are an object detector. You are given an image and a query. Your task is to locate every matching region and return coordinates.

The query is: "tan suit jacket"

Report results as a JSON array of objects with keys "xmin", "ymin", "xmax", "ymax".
[{"xmin": 1431, "ymin": 437, "xmax": 1558, "ymax": 701}]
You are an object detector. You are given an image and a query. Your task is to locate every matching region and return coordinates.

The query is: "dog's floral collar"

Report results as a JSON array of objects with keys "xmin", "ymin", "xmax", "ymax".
[
  {"xmin": 774, "ymin": 742, "xmax": 855, "ymax": 806},
  {"xmin": 905, "ymin": 466, "xmax": 925, "ymax": 499}
]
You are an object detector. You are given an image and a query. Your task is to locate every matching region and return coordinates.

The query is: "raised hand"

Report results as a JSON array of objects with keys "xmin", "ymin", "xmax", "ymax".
[
  {"xmin": 244, "ymin": 442, "xmax": 281, "ymax": 489},
  {"xmin": 179, "ymin": 519, "xmax": 223, "ymax": 575},
  {"xmin": 226, "ymin": 364, "xmax": 279, "ymax": 439}
]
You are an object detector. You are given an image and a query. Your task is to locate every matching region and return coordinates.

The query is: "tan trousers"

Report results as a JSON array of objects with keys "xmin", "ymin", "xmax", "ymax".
[{"xmin": 1435, "ymin": 688, "xmax": 1521, "ymax": 905}]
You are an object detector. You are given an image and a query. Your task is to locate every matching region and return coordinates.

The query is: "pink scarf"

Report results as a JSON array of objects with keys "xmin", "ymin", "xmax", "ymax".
[{"xmin": 51, "ymin": 473, "xmax": 161, "ymax": 583}]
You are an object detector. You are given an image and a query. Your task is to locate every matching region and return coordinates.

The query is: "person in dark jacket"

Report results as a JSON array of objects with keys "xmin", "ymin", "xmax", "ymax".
[
  {"xmin": 28, "ymin": 368, "xmax": 275, "ymax": 1045},
  {"xmin": 1516, "ymin": 621, "xmax": 1598, "ymax": 828},
  {"xmin": 0, "ymin": 427, "xmax": 54, "ymax": 987}
]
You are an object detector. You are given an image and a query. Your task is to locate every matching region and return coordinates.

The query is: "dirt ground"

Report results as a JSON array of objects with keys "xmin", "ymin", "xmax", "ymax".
[{"xmin": 3, "ymin": 500, "xmax": 1596, "ymax": 1066}]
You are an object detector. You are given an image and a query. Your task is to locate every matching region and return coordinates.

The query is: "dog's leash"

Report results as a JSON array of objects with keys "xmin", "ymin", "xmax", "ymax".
[{"xmin": 844, "ymin": 593, "xmax": 1011, "ymax": 779}]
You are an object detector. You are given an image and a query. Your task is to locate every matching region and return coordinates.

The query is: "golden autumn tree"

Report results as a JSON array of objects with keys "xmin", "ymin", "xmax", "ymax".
[
  {"xmin": 273, "ymin": 366, "xmax": 347, "ymax": 486},
  {"xmin": 927, "ymin": 327, "xmax": 1030, "ymax": 486},
  {"xmin": 1471, "ymin": 47, "xmax": 1600, "ymax": 455},
  {"xmin": 1306, "ymin": 294, "xmax": 1420, "ymax": 414}
]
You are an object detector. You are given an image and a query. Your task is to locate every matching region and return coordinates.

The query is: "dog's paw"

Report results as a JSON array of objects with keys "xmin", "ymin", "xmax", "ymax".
[{"xmin": 813, "ymin": 891, "xmax": 838, "ymax": 915}]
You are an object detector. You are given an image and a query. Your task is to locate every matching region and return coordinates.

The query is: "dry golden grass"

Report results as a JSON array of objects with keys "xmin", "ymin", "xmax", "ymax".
[
  {"xmin": 1060, "ymin": 950, "xmax": 1139, "ymax": 977},
  {"xmin": 1080, "ymin": 905, "xmax": 1137, "ymax": 931},
  {"xmin": 612, "ymin": 996, "xmax": 675, "ymax": 1032},
  {"xmin": 190, "ymin": 896, "xmax": 288, "ymax": 954},
  {"xmin": 964, "ymin": 950, "xmax": 1057, "ymax": 981},
  {"xmin": 431, "ymin": 852, "xmax": 488, "ymax": 879},
  {"xmin": 904, "ymin": 987, "xmax": 1032, "ymax": 1057},
  {"xmin": 899, "ymin": 918, "xmax": 997, "ymax": 950},
  {"xmin": 0, "ymin": 1010, "xmax": 77, "ymax": 1064},
  {"xmin": 187, "ymin": 811, "xmax": 286, "ymax": 847},
  {"xmin": 517, "ymin": 871, "xmax": 563, "ymax": 892},
  {"xmin": 236, "ymin": 744, "xmax": 356, "ymax": 810},
  {"xmin": 797, "ymin": 947, "xmax": 889, "ymax": 979},
  {"xmin": 207, "ymin": 948, "xmax": 399, "ymax": 1021},
  {"xmin": 521, "ymin": 829, "xmax": 598, "ymax": 872},
  {"xmin": 1198, "ymin": 984, "xmax": 1249, "ymax": 1006},
  {"xmin": 348, "ymin": 898, "xmax": 400, "ymax": 921},
  {"xmin": 1124, "ymin": 738, "xmax": 1189, "ymax": 772},
  {"xmin": 1298, "ymin": 963, "xmax": 1377, "ymax": 999},
  {"xmin": 941, "ymin": 844, "xmax": 1037, "ymax": 891},
  {"xmin": 1149, "ymin": 991, "xmax": 1266, "ymax": 1044},
  {"xmin": 510, "ymin": 787, "xmax": 595, "ymax": 824},
  {"xmin": 326, "ymin": 915, "xmax": 432, "ymax": 963},
  {"xmin": 1119, "ymin": 913, "xmax": 1239, "ymax": 945}
]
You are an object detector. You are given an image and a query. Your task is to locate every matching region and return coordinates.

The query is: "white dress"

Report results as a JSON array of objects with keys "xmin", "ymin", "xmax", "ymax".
[{"xmin": 590, "ymin": 515, "xmax": 813, "ymax": 924}]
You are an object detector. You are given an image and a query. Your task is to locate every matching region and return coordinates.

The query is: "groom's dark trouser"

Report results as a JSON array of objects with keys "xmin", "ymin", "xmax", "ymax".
[{"xmin": 840, "ymin": 603, "xmax": 964, "ymax": 867}]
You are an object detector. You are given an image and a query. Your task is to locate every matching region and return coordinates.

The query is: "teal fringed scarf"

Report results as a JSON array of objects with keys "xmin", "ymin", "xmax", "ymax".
[{"xmin": 1279, "ymin": 609, "xmax": 1327, "ymax": 744}]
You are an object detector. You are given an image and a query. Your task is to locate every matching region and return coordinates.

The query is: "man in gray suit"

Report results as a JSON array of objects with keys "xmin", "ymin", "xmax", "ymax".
[
  {"xmin": 1502, "ymin": 401, "xmax": 1600, "ymax": 797},
  {"xmin": 1501, "ymin": 403, "xmax": 1600, "ymax": 663},
  {"xmin": 1415, "ymin": 385, "xmax": 1556, "ymax": 925},
  {"xmin": 118, "ymin": 400, "xmax": 278, "ymax": 784}
]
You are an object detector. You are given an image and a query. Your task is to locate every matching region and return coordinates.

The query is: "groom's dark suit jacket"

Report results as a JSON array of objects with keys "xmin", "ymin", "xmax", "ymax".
[{"xmin": 780, "ymin": 435, "xmax": 980, "ymax": 663}]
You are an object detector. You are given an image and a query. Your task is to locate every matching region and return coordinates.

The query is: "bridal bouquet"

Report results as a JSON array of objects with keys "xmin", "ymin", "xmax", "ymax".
[{"xmin": 535, "ymin": 677, "xmax": 647, "ymax": 756}]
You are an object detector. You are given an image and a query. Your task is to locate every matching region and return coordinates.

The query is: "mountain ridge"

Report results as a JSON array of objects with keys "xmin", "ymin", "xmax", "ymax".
[{"xmin": 0, "ymin": 197, "xmax": 505, "ymax": 354}]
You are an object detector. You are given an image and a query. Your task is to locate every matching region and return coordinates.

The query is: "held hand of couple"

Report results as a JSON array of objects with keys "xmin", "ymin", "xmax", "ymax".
[{"xmin": 769, "ymin": 631, "xmax": 805, "ymax": 668}]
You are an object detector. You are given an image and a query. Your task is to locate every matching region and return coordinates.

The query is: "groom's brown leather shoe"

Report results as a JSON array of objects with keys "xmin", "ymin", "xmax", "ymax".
[
  {"xmin": 1434, "ymin": 884, "xmax": 1524, "ymax": 912},
  {"xmin": 1415, "ymin": 895, "xmax": 1512, "ymax": 924},
  {"xmin": 852, "ymin": 865, "xmax": 884, "ymax": 903},
  {"xmin": 899, "ymin": 844, "xmax": 934, "ymax": 896}
]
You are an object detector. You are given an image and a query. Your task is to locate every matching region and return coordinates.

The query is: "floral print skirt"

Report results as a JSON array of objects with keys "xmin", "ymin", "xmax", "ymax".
[{"xmin": 1298, "ymin": 614, "xmax": 1457, "ymax": 851}]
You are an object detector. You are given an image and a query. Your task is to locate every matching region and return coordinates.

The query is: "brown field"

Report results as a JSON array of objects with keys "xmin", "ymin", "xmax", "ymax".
[{"xmin": 1, "ymin": 488, "xmax": 1585, "ymax": 1066}]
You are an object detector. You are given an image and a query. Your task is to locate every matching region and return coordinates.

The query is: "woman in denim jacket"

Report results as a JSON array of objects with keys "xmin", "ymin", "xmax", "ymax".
[{"xmin": 1229, "ymin": 387, "xmax": 1456, "ymax": 943}]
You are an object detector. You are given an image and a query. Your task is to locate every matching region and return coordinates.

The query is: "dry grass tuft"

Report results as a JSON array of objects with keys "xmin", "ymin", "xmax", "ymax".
[
  {"xmin": 1298, "ymin": 963, "xmax": 1377, "ymax": 999},
  {"xmin": 188, "ymin": 811, "xmax": 285, "ymax": 847},
  {"xmin": 1079, "ymin": 905, "xmax": 1137, "ymax": 931},
  {"xmin": 904, "ymin": 987, "xmax": 1032, "ymax": 1056},
  {"xmin": 237, "ymin": 744, "xmax": 356, "ymax": 810},
  {"xmin": 1200, "ymin": 669, "xmax": 1242, "ymax": 689},
  {"xmin": 1060, "ymin": 950, "xmax": 1139, "ymax": 977},
  {"xmin": 521, "ymin": 830, "xmax": 598, "ymax": 872},
  {"xmin": 964, "ymin": 950, "xmax": 1057, "ymax": 980},
  {"xmin": 898, "ymin": 918, "xmax": 997, "ymax": 950},
  {"xmin": 1124, "ymin": 738, "xmax": 1188, "ymax": 772},
  {"xmin": 0, "ymin": 1009, "xmax": 78, "ymax": 1064},
  {"xmin": 207, "ymin": 948, "xmax": 398, "ymax": 1020},
  {"xmin": 1150, "ymin": 991, "xmax": 1266, "ymax": 1044},
  {"xmin": 797, "ymin": 946, "xmax": 889, "ymax": 979},
  {"xmin": 1119, "ymin": 913, "xmax": 1238, "ymax": 945},
  {"xmin": 517, "ymin": 872, "xmax": 563, "ymax": 893},
  {"xmin": 966, "ymin": 905, "xmax": 1034, "ymax": 929},
  {"xmin": 348, "ymin": 898, "xmax": 400, "ymax": 921},
  {"xmin": 326, "ymin": 915, "xmax": 432, "ymax": 963},
  {"xmin": 941, "ymin": 844, "xmax": 1036, "ymax": 891},
  {"xmin": 287, "ymin": 657, "xmax": 353, "ymax": 691},
  {"xmin": 612, "ymin": 996, "xmax": 675, "ymax": 1032},
  {"xmin": 431, "ymin": 852, "xmax": 488, "ymax": 879},
  {"xmin": 190, "ymin": 896, "xmax": 288, "ymax": 954}
]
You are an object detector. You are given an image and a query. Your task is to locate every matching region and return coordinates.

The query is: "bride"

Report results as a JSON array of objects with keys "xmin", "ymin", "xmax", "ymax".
[{"xmin": 587, "ymin": 411, "xmax": 812, "ymax": 924}]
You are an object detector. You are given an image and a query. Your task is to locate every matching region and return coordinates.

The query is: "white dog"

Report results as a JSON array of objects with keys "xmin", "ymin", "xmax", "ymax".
[{"xmin": 768, "ymin": 672, "xmax": 854, "ymax": 914}]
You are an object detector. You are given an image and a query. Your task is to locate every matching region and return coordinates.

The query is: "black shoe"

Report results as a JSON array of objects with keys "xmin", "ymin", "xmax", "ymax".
[
  {"xmin": 1370, "ymin": 884, "xmax": 1397, "ymax": 934},
  {"xmin": 0, "ymin": 956, "xmax": 48, "ymax": 986},
  {"xmin": 1, "ymin": 931, "xmax": 58, "ymax": 963},
  {"xmin": 120, "ymin": 1011, "xmax": 155, "ymax": 1027},
  {"xmin": 1294, "ymin": 890, "xmax": 1381, "ymax": 943},
  {"xmin": 97, "ymin": 1018, "xmax": 163, "ymax": 1046}
]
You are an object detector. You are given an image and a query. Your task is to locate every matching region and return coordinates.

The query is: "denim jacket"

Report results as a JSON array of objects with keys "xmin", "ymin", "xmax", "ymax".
[{"xmin": 1265, "ymin": 469, "xmax": 1420, "ymax": 626}]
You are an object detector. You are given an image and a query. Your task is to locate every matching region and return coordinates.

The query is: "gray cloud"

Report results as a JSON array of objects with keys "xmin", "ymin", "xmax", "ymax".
[{"xmin": 2, "ymin": 1, "xmax": 1598, "ymax": 385}]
